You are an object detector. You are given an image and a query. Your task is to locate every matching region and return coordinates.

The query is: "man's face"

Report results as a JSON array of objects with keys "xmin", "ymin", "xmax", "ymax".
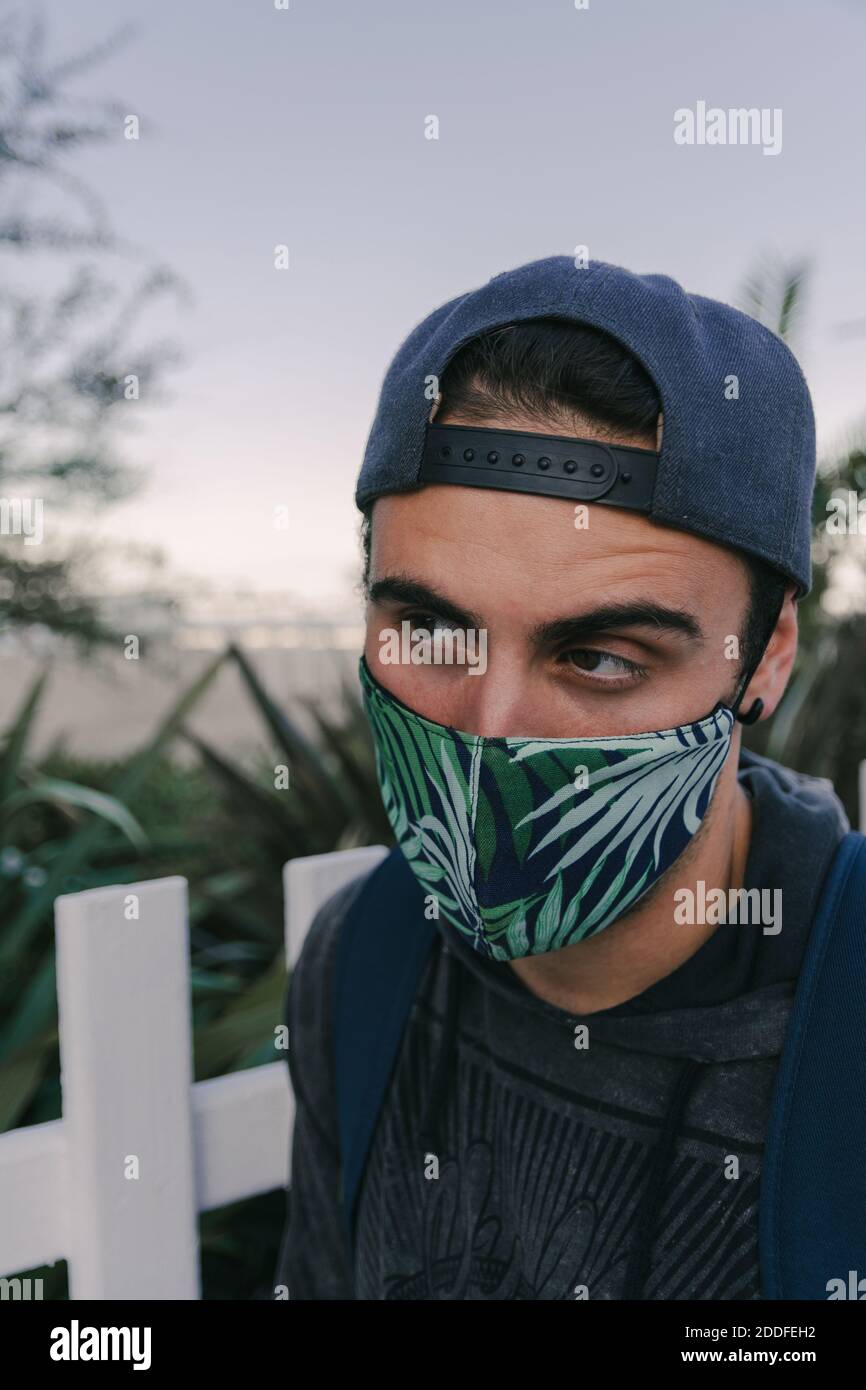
[{"xmin": 363, "ymin": 417, "xmax": 754, "ymax": 740}]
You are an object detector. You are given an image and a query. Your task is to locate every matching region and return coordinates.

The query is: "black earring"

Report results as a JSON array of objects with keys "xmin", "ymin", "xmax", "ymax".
[{"xmin": 737, "ymin": 697, "xmax": 764, "ymax": 726}]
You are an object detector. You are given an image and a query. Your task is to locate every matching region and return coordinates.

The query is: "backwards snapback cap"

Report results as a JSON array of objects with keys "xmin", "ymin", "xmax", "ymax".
[{"xmin": 356, "ymin": 256, "xmax": 816, "ymax": 596}]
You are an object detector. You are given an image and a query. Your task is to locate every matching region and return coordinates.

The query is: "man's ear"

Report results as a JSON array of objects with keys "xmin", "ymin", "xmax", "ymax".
[{"xmin": 747, "ymin": 584, "xmax": 799, "ymax": 719}]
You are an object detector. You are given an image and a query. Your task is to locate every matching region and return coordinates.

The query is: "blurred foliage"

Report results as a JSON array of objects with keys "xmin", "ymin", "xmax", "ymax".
[
  {"xmin": 738, "ymin": 249, "xmax": 811, "ymax": 356},
  {"xmin": 0, "ymin": 11, "xmax": 184, "ymax": 649},
  {"xmin": 736, "ymin": 253, "xmax": 866, "ymax": 802},
  {"xmin": 0, "ymin": 549, "xmax": 119, "ymax": 647},
  {"xmin": 765, "ymin": 613, "xmax": 866, "ymax": 816},
  {"xmin": 746, "ymin": 437, "xmax": 866, "ymax": 801}
]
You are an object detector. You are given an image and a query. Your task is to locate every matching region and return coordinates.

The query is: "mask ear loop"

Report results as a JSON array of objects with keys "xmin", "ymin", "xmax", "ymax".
[{"xmin": 728, "ymin": 589, "xmax": 786, "ymax": 725}]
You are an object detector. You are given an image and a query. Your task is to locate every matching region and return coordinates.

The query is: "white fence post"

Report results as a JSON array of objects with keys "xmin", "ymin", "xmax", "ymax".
[
  {"xmin": 54, "ymin": 876, "xmax": 199, "ymax": 1300},
  {"xmin": 283, "ymin": 845, "xmax": 387, "ymax": 970},
  {"xmin": 0, "ymin": 847, "xmax": 378, "ymax": 1297}
]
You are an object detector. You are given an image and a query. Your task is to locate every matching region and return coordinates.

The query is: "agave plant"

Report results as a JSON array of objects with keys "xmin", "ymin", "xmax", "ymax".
[{"xmin": 0, "ymin": 654, "xmax": 228, "ymax": 1130}]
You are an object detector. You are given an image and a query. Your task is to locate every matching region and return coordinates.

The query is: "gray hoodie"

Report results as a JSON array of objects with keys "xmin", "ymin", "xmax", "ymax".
[{"xmin": 277, "ymin": 747, "xmax": 848, "ymax": 1300}]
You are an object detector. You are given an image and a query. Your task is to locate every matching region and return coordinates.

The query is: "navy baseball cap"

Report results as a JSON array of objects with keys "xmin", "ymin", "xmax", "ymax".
[{"xmin": 355, "ymin": 256, "xmax": 816, "ymax": 596}]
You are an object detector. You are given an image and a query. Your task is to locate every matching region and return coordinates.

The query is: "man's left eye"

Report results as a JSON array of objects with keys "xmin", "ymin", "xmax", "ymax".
[
  {"xmin": 405, "ymin": 611, "xmax": 453, "ymax": 632},
  {"xmin": 564, "ymin": 648, "xmax": 642, "ymax": 677}
]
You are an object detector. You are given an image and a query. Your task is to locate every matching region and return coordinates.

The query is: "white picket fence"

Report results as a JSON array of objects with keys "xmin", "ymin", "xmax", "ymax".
[{"xmin": 0, "ymin": 844, "xmax": 387, "ymax": 1300}]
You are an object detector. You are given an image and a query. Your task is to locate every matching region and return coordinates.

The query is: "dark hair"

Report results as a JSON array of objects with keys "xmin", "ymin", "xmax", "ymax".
[
  {"xmin": 360, "ymin": 318, "xmax": 788, "ymax": 689},
  {"xmin": 433, "ymin": 319, "xmax": 661, "ymax": 438}
]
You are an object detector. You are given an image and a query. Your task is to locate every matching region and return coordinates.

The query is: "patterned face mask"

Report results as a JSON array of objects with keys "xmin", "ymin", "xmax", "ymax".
[{"xmin": 359, "ymin": 655, "xmax": 736, "ymax": 961}]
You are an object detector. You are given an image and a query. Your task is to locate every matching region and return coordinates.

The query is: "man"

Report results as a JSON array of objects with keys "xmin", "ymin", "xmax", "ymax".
[{"xmin": 277, "ymin": 256, "xmax": 854, "ymax": 1300}]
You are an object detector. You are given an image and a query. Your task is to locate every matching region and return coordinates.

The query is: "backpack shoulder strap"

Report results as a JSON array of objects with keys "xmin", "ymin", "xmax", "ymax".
[
  {"xmin": 332, "ymin": 843, "xmax": 437, "ymax": 1263},
  {"xmin": 760, "ymin": 829, "xmax": 866, "ymax": 1299}
]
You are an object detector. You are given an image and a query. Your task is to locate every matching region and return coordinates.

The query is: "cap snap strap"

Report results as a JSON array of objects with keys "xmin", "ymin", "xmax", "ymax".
[{"xmin": 419, "ymin": 423, "xmax": 658, "ymax": 511}]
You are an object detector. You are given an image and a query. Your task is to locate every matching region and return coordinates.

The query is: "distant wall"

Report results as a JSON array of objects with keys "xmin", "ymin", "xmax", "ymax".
[{"xmin": 0, "ymin": 645, "xmax": 360, "ymax": 760}]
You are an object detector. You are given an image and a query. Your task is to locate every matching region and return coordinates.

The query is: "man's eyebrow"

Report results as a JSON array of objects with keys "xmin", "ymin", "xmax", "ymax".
[
  {"xmin": 368, "ymin": 578, "xmax": 703, "ymax": 646},
  {"xmin": 367, "ymin": 575, "xmax": 484, "ymax": 630},
  {"xmin": 533, "ymin": 603, "xmax": 703, "ymax": 647}
]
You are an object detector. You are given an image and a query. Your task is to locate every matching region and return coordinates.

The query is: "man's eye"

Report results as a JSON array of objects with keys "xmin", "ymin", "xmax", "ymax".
[
  {"xmin": 564, "ymin": 648, "xmax": 643, "ymax": 678},
  {"xmin": 404, "ymin": 611, "xmax": 452, "ymax": 632}
]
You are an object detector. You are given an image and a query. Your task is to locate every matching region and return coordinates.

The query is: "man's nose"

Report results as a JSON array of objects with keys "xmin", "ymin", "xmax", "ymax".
[{"xmin": 446, "ymin": 660, "xmax": 538, "ymax": 739}]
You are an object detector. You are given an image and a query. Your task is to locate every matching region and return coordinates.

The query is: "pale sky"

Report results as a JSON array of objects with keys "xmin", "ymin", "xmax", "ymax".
[{"xmin": 33, "ymin": 0, "xmax": 866, "ymax": 613}]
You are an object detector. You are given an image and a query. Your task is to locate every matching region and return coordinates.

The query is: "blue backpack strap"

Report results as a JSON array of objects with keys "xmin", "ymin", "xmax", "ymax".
[
  {"xmin": 332, "ymin": 844, "xmax": 437, "ymax": 1264},
  {"xmin": 760, "ymin": 830, "xmax": 866, "ymax": 1299}
]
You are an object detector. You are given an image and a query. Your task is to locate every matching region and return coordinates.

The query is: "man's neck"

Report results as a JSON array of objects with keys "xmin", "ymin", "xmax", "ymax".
[{"xmin": 508, "ymin": 763, "xmax": 753, "ymax": 1016}]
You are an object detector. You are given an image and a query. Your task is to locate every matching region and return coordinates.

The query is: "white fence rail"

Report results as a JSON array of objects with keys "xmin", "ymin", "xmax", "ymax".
[{"xmin": 0, "ymin": 845, "xmax": 386, "ymax": 1300}]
